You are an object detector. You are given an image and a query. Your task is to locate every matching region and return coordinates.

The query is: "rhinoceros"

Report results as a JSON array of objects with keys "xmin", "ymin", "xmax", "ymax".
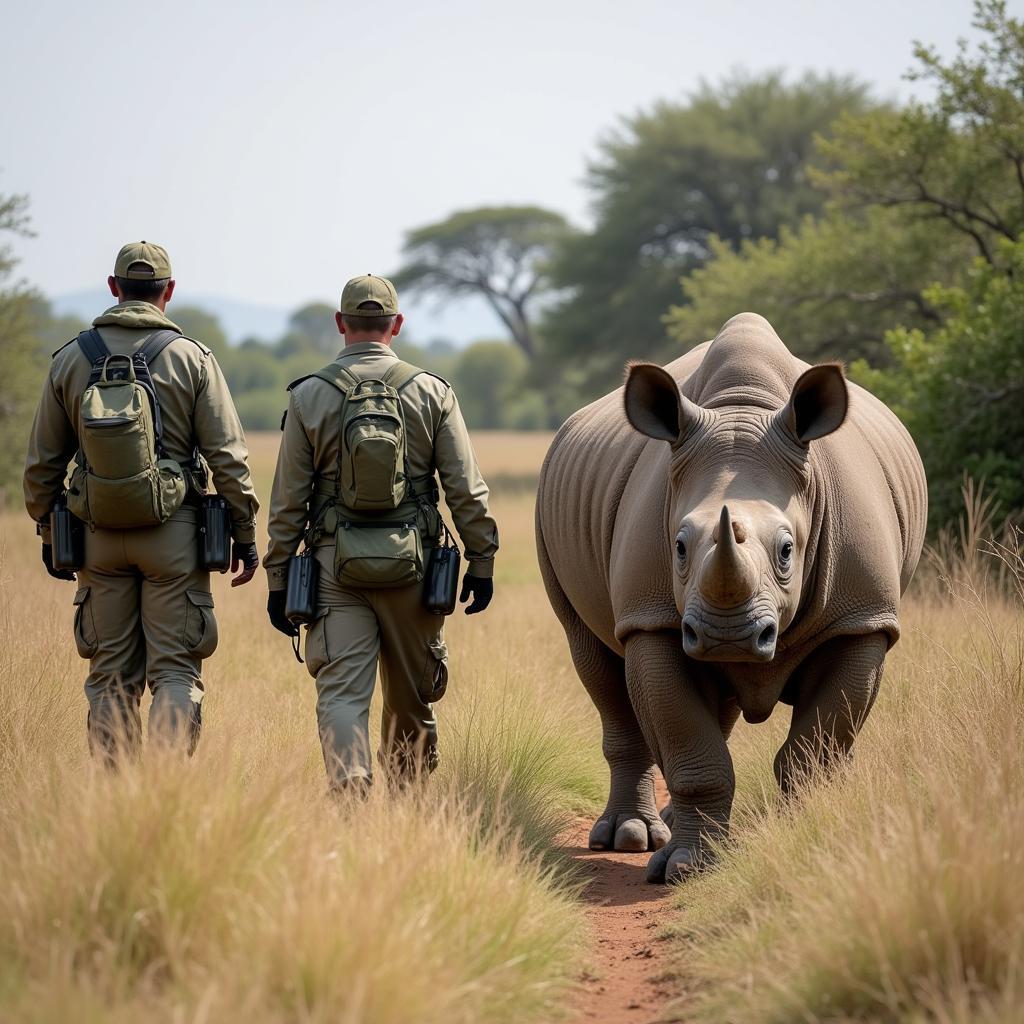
[{"xmin": 536, "ymin": 313, "xmax": 926, "ymax": 883}]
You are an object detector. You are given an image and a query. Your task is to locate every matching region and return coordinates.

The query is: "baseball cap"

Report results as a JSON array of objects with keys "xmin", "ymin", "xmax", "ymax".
[
  {"xmin": 340, "ymin": 274, "xmax": 399, "ymax": 315},
  {"xmin": 114, "ymin": 241, "xmax": 172, "ymax": 280}
]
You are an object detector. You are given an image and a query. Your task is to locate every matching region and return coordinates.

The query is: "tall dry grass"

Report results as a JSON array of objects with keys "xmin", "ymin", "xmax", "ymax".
[
  {"xmin": 0, "ymin": 432, "xmax": 603, "ymax": 1023},
  {"xmin": 669, "ymin": 519, "xmax": 1024, "ymax": 1023}
]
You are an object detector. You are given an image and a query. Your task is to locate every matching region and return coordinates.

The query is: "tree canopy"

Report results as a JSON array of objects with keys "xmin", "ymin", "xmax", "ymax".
[{"xmin": 543, "ymin": 71, "xmax": 874, "ymax": 388}]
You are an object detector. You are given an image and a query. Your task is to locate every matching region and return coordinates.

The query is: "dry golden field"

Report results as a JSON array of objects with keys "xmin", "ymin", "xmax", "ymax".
[{"xmin": 1, "ymin": 430, "xmax": 1021, "ymax": 1023}]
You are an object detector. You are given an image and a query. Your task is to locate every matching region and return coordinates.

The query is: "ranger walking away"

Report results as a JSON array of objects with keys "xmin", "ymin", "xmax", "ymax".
[
  {"xmin": 264, "ymin": 274, "xmax": 498, "ymax": 790},
  {"xmin": 23, "ymin": 242, "xmax": 260, "ymax": 761}
]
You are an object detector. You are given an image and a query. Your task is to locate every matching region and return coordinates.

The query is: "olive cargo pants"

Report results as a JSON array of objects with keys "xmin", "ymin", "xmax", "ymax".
[
  {"xmin": 73, "ymin": 508, "xmax": 216, "ymax": 760},
  {"xmin": 305, "ymin": 544, "xmax": 449, "ymax": 785}
]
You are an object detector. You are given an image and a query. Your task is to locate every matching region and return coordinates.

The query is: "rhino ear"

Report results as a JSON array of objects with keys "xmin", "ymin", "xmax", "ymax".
[
  {"xmin": 780, "ymin": 363, "xmax": 848, "ymax": 444},
  {"xmin": 623, "ymin": 362, "xmax": 701, "ymax": 444}
]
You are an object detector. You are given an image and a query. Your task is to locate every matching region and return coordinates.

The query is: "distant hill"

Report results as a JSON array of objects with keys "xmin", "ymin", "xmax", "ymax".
[{"xmin": 53, "ymin": 289, "xmax": 503, "ymax": 347}]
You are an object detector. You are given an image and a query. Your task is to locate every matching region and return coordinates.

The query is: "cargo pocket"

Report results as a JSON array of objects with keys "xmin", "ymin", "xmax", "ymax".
[
  {"xmin": 183, "ymin": 589, "xmax": 218, "ymax": 660},
  {"xmin": 418, "ymin": 637, "xmax": 449, "ymax": 704},
  {"xmin": 72, "ymin": 586, "xmax": 98, "ymax": 659},
  {"xmin": 304, "ymin": 609, "xmax": 331, "ymax": 678}
]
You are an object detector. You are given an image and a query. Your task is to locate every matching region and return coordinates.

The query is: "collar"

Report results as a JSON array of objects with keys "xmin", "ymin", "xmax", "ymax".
[
  {"xmin": 92, "ymin": 301, "xmax": 181, "ymax": 332},
  {"xmin": 338, "ymin": 341, "xmax": 397, "ymax": 358}
]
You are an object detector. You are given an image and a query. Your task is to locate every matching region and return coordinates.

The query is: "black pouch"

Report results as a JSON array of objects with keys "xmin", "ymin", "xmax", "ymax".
[
  {"xmin": 423, "ymin": 525, "xmax": 461, "ymax": 616},
  {"xmin": 286, "ymin": 549, "xmax": 319, "ymax": 625},
  {"xmin": 198, "ymin": 495, "xmax": 231, "ymax": 572},
  {"xmin": 50, "ymin": 496, "xmax": 85, "ymax": 571}
]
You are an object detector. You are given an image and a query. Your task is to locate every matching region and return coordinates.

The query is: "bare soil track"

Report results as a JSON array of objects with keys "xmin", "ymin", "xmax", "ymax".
[{"xmin": 561, "ymin": 779, "xmax": 687, "ymax": 1024}]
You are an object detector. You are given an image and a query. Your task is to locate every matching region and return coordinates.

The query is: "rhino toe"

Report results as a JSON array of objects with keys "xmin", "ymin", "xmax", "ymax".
[{"xmin": 613, "ymin": 818, "xmax": 649, "ymax": 851}]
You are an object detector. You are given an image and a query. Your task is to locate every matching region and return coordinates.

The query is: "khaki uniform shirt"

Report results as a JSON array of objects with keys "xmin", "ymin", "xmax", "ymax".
[
  {"xmin": 264, "ymin": 341, "xmax": 498, "ymax": 589},
  {"xmin": 24, "ymin": 301, "xmax": 259, "ymax": 543}
]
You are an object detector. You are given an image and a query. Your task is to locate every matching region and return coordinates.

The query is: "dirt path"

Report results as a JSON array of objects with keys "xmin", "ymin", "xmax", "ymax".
[{"xmin": 561, "ymin": 778, "xmax": 686, "ymax": 1024}]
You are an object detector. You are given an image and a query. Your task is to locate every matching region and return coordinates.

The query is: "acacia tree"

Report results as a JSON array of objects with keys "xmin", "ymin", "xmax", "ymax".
[{"xmin": 391, "ymin": 206, "xmax": 572, "ymax": 361}]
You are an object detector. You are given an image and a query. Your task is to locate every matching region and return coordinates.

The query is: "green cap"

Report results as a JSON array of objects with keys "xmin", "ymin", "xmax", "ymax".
[
  {"xmin": 114, "ymin": 241, "xmax": 172, "ymax": 280},
  {"xmin": 340, "ymin": 274, "xmax": 399, "ymax": 316}
]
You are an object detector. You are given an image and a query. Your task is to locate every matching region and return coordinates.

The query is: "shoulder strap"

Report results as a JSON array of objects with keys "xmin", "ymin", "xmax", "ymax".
[
  {"xmin": 381, "ymin": 360, "xmax": 424, "ymax": 392},
  {"xmin": 311, "ymin": 362, "xmax": 360, "ymax": 395},
  {"xmin": 76, "ymin": 328, "xmax": 109, "ymax": 365},
  {"xmin": 138, "ymin": 329, "xmax": 181, "ymax": 366}
]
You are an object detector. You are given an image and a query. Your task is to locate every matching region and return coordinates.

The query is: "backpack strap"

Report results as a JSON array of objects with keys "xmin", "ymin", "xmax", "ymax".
[
  {"xmin": 381, "ymin": 360, "xmax": 424, "ymax": 392},
  {"xmin": 138, "ymin": 329, "xmax": 181, "ymax": 366},
  {"xmin": 76, "ymin": 328, "xmax": 110, "ymax": 367},
  {"xmin": 310, "ymin": 363, "xmax": 360, "ymax": 394}
]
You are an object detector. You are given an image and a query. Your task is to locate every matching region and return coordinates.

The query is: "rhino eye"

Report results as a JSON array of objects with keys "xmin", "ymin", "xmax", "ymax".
[
  {"xmin": 676, "ymin": 538, "xmax": 687, "ymax": 562},
  {"xmin": 777, "ymin": 536, "xmax": 794, "ymax": 571}
]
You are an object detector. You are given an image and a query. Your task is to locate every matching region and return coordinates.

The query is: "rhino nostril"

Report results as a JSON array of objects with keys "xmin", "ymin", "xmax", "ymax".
[
  {"xmin": 757, "ymin": 623, "xmax": 777, "ymax": 650},
  {"xmin": 683, "ymin": 622, "xmax": 699, "ymax": 648}
]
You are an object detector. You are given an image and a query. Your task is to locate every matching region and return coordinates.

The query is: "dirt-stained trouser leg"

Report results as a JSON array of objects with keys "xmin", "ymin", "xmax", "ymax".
[
  {"xmin": 775, "ymin": 632, "xmax": 887, "ymax": 794},
  {"xmin": 624, "ymin": 631, "xmax": 735, "ymax": 883},
  {"xmin": 78, "ymin": 528, "xmax": 146, "ymax": 765},
  {"xmin": 129, "ymin": 511, "xmax": 213, "ymax": 755}
]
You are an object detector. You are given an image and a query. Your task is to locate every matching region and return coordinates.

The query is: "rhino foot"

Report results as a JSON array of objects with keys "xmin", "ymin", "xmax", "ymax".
[
  {"xmin": 589, "ymin": 811, "xmax": 670, "ymax": 853},
  {"xmin": 645, "ymin": 841, "xmax": 715, "ymax": 884}
]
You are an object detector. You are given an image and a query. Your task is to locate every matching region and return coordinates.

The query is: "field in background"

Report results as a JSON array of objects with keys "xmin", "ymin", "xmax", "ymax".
[{"xmin": 1, "ymin": 430, "xmax": 1021, "ymax": 1023}]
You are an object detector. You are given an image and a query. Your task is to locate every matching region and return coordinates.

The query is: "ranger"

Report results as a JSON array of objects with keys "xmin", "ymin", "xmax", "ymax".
[
  {"xmin": 264, "ymin": 274, "xmax": 498, "ymax": 789},
  {"xmin": 24, "ymin": 241, "xmax": 260, "ymax": 760}
]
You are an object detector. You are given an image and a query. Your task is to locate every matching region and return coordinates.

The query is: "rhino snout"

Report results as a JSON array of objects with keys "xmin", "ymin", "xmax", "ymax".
[{"xmin": 681, "ymin": 610, "xmax": 778, "ymax": 663}]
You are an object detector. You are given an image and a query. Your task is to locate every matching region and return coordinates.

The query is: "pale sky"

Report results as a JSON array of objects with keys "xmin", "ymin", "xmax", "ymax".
[{"xmin": 0, "ymin": 0, "xmax": 999, "ymax": 317}]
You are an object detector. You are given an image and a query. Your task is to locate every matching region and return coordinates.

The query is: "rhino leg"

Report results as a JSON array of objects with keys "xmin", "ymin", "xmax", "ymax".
[
  {"xmin": 774, "ymin": 632, "xmax": 887, "ymax": 794},
  {"xmin": 624, "ymin": 632, "xmax": 735, "ymax": 884}
]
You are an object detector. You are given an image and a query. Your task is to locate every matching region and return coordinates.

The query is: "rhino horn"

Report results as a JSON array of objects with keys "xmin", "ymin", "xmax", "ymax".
[{"xmin": 698, "ymin": 505, "xmax": 759, "ymax": 608}]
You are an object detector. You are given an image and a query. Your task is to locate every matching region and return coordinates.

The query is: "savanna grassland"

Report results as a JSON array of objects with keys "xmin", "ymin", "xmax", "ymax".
[{"xmin": 0, "ymin": 430, "xmax": 1021, "ymax": 1024}]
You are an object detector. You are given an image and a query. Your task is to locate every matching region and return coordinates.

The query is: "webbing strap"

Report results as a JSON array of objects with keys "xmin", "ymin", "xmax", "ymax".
[
  {"xmin": 138, "ymin": 329, "xmax": 180, "ymax": 366},
  {"xmin": 381, "ymin": 361, "xmax": 424, "ymax": 392},
  {"xmin": 311, "ymin": 363, "xmax": 360, "ymax": 395},
  {"xmin": 76, "ymin": 328, "xmax": 109, "ymax": 365}
]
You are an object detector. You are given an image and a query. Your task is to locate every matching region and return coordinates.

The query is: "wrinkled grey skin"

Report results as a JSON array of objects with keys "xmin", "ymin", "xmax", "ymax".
[{"xmin": 536, "ymin": 314, "xmax": 926, "ymax": 883}]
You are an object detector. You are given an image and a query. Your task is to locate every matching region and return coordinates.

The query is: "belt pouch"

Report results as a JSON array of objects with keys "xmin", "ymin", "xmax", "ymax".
[
  {"xmin": 286, "ymin": 549, "xmax": 319, "ymax": 625},
  {"xmin": 50, "ymin": 496, "xmax": 85, "ymax": 571},
  {"xmin": 422, "ymin": 530, "xmax": 461, "ymax": 616},
  {"xmin": 198, "ymin": 495, "xmax": 231, "ymax": 571}
]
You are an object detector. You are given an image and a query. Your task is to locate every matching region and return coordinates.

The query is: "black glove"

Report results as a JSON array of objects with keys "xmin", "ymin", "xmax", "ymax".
[
  {"xmin": 267, "ymin": 589, "xmax": 299, "ymax": 637},
  {"xmin": 42, "ymin": 543, "xmax": 76, "ymax": 582},
  {"xmin": 459, "ymin": 573, "xmax": 493, "ymax": 615},
  {"xmin": 230, "ymin": 541, "xmax": 259, "ymax": 587}
]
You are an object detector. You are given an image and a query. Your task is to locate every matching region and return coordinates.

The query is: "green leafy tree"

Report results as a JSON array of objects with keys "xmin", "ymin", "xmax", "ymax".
[
  {"xmin": 392, "ymin": 206, "xmax": 572, "ymax": 360},
  {"xmin": 666, "ymin": 210, "xmax": 967, "ymax": 363},
  {"xmin": 854, "ymin": 238, "xmax": 1024, "ymax": 529},
  {"xmin": 818, "ymin": 1, "xmax": 1024, "ymax": 264},
  {"xmin": 449, "ymin": 341, "xmax": 530, "ymax": 430},
  {"xmin": 170, "ymin": 304, "xmax": 230, "ymax": 357},
  {"xmin": 544, "ymin": 71, "xmax": 873, "ymax": 386}
]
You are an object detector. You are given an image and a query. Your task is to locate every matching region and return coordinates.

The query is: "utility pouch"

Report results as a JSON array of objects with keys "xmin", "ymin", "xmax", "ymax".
[
  {"xmin": 198, "ymin": 495, "xmax": 231, "ymax": 572},
  {"xmin": 334, "ymin": 518, "xmax": 424, "ymax": 589},
  {"xmin": 422, "ymin": 524, "xmax": 461, "ymax": 616},
  {"xmin": 285, "ymin": 548, "xmax": 319, "ymax": 625},
  {"xmin": 50, "ymin": 496, "xmax": 85, "ymax": 571}
]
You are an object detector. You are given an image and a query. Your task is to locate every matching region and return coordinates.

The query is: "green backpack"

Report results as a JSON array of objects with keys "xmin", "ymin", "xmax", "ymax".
[
  {"xmin": 66, "ymin": 328, "xmax": 187, "ymax": 529},
  {"xmin": 313, "ymin": 360, "xmax": 424, "ymax": 511},
  {"xmin": 303, "ymin": 359, "xmax": 427, "ymax": 588}
]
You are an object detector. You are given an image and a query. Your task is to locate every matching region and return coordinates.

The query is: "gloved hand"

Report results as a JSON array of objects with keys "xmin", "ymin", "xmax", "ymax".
[
  {"xmin": 230, "ymin": 541, "xmax": 259, "ymax": 587},
  {"xmin": 267, "ymin": 589, "xmax": 299, "ymax": 637},
  {"xmin": 459, "ymin": 573, "xmax": 493, "ymax": 615},
  {"xmin": 42, "ymin": 543, "xmax": 76, "ymax": 582}
]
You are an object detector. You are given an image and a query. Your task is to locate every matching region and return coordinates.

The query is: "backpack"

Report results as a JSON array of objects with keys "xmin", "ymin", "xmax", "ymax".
[
  {"xmin": 65, "ymin": 328, "xmax": 188, "ymax": 529},
  {"xmin": 312, "ymin": 360, "xmax": 424, "ymax": 511}
]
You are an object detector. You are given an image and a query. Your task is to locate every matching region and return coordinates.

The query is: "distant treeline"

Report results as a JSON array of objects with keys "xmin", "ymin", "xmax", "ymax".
[{"xmin": 1, "ymin": 1, "xmax": 1021, "ymax": 531}]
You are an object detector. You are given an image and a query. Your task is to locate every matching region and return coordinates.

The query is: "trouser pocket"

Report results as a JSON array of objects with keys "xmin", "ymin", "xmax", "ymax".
[
  {"xmin": 418, "ymin": 637, "xmax": 449, "ymax": 704},
  {"xmin": 183, "ymin": 589, "xmax": 218, "ymax": 660},
  {"xmin": 305, "ymin": 609, "xmax": 331, "ymax": 678},
  {"xmin": 73, "ymin": 586, "xmax": 98, "ymax": 659}
]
